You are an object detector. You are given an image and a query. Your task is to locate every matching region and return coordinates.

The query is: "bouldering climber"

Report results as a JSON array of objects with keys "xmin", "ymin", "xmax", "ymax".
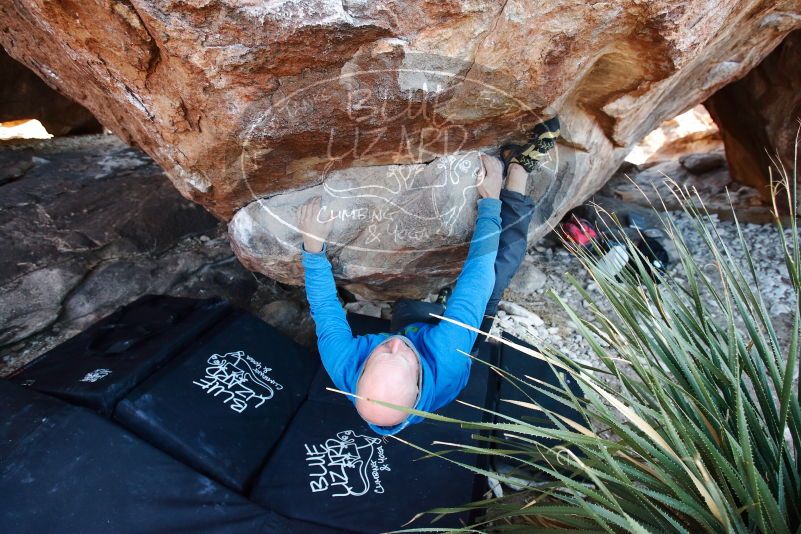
[{"xmin": 297, "ymin": 118, "xmax": 560, "ymax": 435}]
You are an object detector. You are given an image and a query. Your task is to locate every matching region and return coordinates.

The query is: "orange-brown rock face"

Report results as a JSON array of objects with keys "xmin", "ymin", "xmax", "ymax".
[{"xmin": 2, "ymin": 1, "xmax": 800, "ymax": 297}]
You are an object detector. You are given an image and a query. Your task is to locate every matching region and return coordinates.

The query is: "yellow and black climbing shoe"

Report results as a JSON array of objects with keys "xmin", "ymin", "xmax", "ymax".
[
  {"xmin": 529, "ymin": 115, "xmax": 561, "ymax": 149},
  {"xmin": 501, "ymin": 115, "xmax": 561, "ymax": 173}
]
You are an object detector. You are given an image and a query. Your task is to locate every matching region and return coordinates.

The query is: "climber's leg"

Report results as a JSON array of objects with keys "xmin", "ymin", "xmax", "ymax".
[
  {"xmin": 480, "ymin": 163, "xmax": 536, "ymax": 335},
  {"xmin": 476, "ymin": 115, "xmax": 560, "ymax": 339}
]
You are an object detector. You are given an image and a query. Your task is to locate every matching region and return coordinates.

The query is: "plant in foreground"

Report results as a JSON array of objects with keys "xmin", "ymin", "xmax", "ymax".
[{"xmin": 393, "ymin": 158, "xmax": 801, "ymax": 533}]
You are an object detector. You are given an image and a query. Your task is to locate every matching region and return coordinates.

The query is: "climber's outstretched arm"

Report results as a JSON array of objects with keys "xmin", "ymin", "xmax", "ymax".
[
  {"xmin": 421, "ymin": 155, "xmax": 503, "ymax": 407},
  {"xmin": 298, "ymin": 198, "xmax": 374, "ymax": 393}
]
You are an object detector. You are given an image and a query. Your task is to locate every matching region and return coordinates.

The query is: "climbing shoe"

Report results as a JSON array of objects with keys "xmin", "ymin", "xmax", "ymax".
[{"xmin": 501, "ymin": 115, "xmax": 561, "ymax": 173}]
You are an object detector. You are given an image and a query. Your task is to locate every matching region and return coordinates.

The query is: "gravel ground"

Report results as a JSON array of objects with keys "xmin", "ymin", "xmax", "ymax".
[{"xmin": 489, "ymin": 211, "xmax": 797, "ymax": 375}]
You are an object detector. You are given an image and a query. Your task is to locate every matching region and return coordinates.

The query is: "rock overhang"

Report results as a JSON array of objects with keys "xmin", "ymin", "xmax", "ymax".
[{"xmin": 2, "ymin": 0, "xmax": 800, "ymax": 296}]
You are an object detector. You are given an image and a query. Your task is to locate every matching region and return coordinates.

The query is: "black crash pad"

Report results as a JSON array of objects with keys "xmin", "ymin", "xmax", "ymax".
[
  {"xmin": 114, "ymin": 310, "xmax": 319, "ymax": 493},
  {"xmin": 249, "ymin": 399, "xmax": 482, "ymax": 533},
  {"xmin": 495, "ymin": 332, "xmax": 584, "ymax": 431},
  {"xmin": 491, "ymin": 332, "xmax": 586, "ymax": 479},
  {"xmin": 307, "ymin": 364, "xmax": 351, "ymax": 406},
  {"xmin": 10, "ymin": 295, "xmax": 230, "ymax": 415},
  {"xmin": 0, "ymin": 380, "xmax": 337, "ymax": 534}
]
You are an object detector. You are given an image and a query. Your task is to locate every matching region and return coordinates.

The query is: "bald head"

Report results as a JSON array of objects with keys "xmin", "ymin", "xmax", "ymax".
[{"xmin": 355, "ymin": 336, "xmax": 420, "ymax": 427}]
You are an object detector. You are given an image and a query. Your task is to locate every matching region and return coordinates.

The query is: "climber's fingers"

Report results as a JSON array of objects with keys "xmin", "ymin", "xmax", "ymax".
[
  {"xmin": 480, "ymin": 153, "xmax": 503, "ymax": 179},
  {"xmin": 478, "ymin": 154, "xmax": 503, "ymax": 200}
]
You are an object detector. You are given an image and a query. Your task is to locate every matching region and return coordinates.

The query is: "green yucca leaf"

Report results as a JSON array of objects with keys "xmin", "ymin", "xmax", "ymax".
[{"xmin": 390, "ymin": 155, "xmax": 801, "ymax": 533}]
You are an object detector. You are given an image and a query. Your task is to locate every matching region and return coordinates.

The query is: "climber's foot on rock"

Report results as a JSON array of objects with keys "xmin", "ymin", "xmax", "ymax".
[
  {"xmin": 500, "ymin": 115, "xmax": 561, "ymax": 174},
  {"xmin": 529, "ymin": 115, "xmax": 561, "ymax": 151}
]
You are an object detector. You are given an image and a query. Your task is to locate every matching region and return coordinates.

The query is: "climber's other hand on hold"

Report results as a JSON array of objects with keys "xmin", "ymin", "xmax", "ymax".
[
  {"xmin": 297, "ymin": 196, "xmax": 334, "ymax": 253},
  {"xmin": 478, "ymin": 154, "xmax": 503, "ymax": 200}
]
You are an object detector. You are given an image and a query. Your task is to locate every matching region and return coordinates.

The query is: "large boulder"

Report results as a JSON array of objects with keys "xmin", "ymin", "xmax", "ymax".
[
  {"xmin": 705, "ymin": 29, "xmax": 801, "ymax": 201},
  {"xmin": 2, "ymin": 1, "xmax": 800, "ymax": 296}
]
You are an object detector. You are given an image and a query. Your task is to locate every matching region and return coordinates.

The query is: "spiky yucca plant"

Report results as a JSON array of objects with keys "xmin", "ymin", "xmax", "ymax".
[{"xmin": 398, "ymin": 157, "xmax": 800, "ymax": 533}]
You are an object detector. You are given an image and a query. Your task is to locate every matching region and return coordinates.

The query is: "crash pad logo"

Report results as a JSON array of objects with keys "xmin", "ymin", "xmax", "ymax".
[
  {"xmin": 304, "ymin": 430, "xmax": 391, "ymax": 497},
  {"xmin": 80, "ymin": 368, "xmax": 112, "ymax": 383},
  {"xmin": 192, "ymin": 350, "xmax": 283, "ymax": 413}
]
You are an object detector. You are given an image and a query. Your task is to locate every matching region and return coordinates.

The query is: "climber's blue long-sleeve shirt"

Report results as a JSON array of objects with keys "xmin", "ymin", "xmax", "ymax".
[{"xmin": 301, "ymin": 198, "xmax": 502, "ymax": 435}]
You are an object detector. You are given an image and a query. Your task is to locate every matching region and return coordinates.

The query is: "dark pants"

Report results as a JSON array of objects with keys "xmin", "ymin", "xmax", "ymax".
[{"xmin": 390, "ymin": 189, "xmax": 535, "ymax": 337}]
